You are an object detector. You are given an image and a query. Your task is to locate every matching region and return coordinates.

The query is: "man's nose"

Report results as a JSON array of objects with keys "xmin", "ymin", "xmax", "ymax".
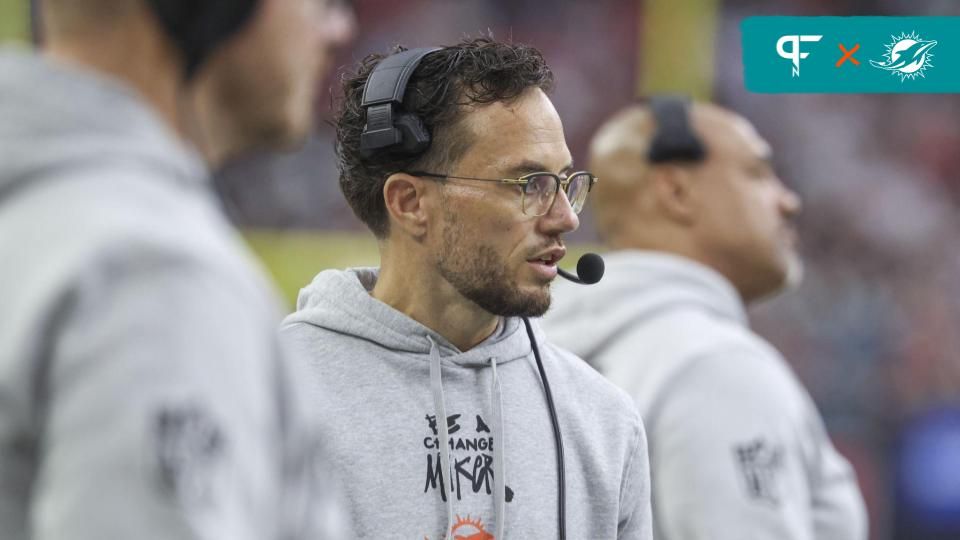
[{"xmin": 539, "ymin": 188, "xmax": 580, "ymax": 235}]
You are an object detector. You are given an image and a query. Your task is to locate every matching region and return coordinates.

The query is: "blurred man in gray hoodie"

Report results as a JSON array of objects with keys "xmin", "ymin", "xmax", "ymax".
[
  {"xmin": 282, "ymin": 39, "xmax": 652, "ymax": 539},
  {"xmin": 543, "ymin": 98, "xmax": 868, "ymax": 540},
  {"xmin": 0, "ymin": 1, "xmax": 353, "ymax": 539}
]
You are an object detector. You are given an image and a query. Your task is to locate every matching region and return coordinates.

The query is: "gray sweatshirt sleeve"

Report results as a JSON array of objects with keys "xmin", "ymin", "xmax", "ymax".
[
  {"xmin": 618, "ymin": 415, "xmax": 654, "ymax": 539},
  {"xmin": 648, "ymin": 351, "xmax": 815, "ymax": 540},
  {"xmin": 29, "ymin": 245, "xmax": 288, "ymax": 540}
]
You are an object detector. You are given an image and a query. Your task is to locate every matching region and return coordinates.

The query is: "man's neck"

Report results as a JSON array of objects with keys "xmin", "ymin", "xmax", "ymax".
[
  {"xmin": 373, "ymin": 256, "xmax": 500, "ymax": 352},
  {"xmin": 44, "ymin": 20, "xmax": 199, "ymax": 161}
]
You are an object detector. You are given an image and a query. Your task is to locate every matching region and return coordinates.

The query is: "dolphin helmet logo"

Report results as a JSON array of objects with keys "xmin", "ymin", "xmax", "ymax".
[{"xmin": 870, "ymin": 31, "xmax": 937, "ymax": 81}]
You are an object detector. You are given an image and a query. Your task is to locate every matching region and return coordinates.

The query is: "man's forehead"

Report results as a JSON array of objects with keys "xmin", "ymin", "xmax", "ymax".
[
  {"xmin": 459, "ymin": 89, "xmax": 572, "ymax": 173},
  {"xmin": 731, "ymin": 115, "xmax": 770, "ymax": 155},
  {"xmin": 465, "ymin": 89, "xmax": 560, "ymax": 131},
  {"xmin": 696, "ymin": 106, "xmax": 771, "ymax": 161},
  {"xmin": 589, "ymin": 106, "xmax": 654, "ymax": 163}
]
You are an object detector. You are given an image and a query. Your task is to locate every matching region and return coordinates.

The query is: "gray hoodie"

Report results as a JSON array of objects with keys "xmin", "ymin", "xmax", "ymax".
[
  {"xmin": 542, "ymin": 251, "xmax": 868, "ymax": 540},
  {"xmin": 0, "ymin": 48, "xmax": 341, "ymax": 540},
  {"xmin": 282, "ymin": 268, "xmax": 652, "ymax": 539}
]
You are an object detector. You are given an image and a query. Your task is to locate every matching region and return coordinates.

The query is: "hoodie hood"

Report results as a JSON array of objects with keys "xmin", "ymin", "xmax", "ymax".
[
  {"xmin": 544, "ymin": 250, "xmax": 747, "ymax": 360},
  {"xmin": 286, "ymin": 267, "xmax": 535, "ymax": 367},
  {"xmin": 0, "ymin": 47, "xmax": 205, "ymax": 203}
]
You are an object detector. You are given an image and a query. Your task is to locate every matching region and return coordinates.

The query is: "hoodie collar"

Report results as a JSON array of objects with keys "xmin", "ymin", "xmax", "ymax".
[
  {"xmin": 286, "ymin": 267, "xmax": 533, "ymax": 367},
  {"xmin": 543, "ymin": 250, "xmax": 748, "ymax": 360},
  {"xmin": 604, "ymin": 250, "xmax": 748, "ymax": 324}
]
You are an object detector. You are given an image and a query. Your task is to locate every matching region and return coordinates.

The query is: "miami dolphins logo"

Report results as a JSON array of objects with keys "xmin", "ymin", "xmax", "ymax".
[
  {"xmin": 870, "ymin": 31, "xmax": 937, "ymax": 81},
  {"xmin": 450, "ymin": 515, "xmax": 495, "ymax": 540},
  {"xmin": 424, "ymin": 515, "xmax": 496, "ymax": 540}
]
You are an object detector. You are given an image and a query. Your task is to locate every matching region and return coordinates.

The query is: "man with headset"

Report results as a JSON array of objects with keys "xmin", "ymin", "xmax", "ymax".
[
  {"xmin": 281, "ymin": 38, "xmax": 652, "ymax": 539},
  {"xmin": 0, "ymin": 1, "xmax": 353, "ymax": 538},
  {"xmin": 543, "ymin": 99, "xmax": 868, "ymax": 539}
]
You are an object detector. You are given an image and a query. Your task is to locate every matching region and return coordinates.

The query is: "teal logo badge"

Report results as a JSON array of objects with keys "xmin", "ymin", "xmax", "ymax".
[
  {"xmin": 869, "ymin": 32, "xmax": 937, "ymax": 81},
  {"xmin": 776, "ymin": 35, "xmax": 823, "ymax": 76},
  {"xmin": 742, "ymin": 17, "xmax": 960, "ymax": 93}
]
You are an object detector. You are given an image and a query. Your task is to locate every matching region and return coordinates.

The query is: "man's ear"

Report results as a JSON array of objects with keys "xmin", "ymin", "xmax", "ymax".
[
  {"xmin": 382, "ymin": 172, "xmax": 434, "ymax": 239},
  {"xmin": 649, "ymin": 165, "xmax": 699, "ymax": 226}
]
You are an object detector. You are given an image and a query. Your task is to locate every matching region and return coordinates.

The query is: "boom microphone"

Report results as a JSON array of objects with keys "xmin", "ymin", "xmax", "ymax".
[{"xmin": 557, "ymin": 253, "xmax": 605, "ymax": 285}]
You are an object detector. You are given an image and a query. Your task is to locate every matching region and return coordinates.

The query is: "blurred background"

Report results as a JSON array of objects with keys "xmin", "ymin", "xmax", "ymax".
[{"xmin": 3, "ymin": 0, "xmax": 959, "ymax": 538}]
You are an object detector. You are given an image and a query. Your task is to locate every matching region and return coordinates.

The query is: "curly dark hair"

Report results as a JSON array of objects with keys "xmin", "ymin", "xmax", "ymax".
[{"xmin": 335, "ymin": 36, "xmax": 555, "ymax": 238}]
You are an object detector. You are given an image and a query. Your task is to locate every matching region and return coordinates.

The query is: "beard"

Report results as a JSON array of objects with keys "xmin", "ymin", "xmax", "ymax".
[
  {"xmin": 434, "ymin": 210, "xmax": 551, "ymax": 318},
  {"xmin": 781, "ymin": 249, "xmax": 805, "ymax": 290}
]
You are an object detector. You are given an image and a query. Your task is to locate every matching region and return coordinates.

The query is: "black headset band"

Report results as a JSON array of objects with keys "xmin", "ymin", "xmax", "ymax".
[
  {"xmin": 147, "ymin": 0, "xmax": 260, "ymax": 80},
  {"xmin": 361, "ymin": 47, "xmax": 442, "ymax": 107},
  {"xmin": 359, "ymin": 47, "xmax": 441, "ymax": 155},
  {"xmin": 646, "ymin": 95, "xmax": 707, "ymax": 164}
]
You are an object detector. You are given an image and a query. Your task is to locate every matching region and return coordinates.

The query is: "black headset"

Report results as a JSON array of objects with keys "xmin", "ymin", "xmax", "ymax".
[
  {"xmin": 359, "ymin": 47, "xmax": 440, "ymax": 157},
  {"xmin": 646, "ymin": 95, "xmax": 707, "ymax": 164},
  {"xmin": 358, "ymin": 48, "xmax": 612, "ymax": 540},
  {"xmin": 146, "ymin": 0, "xmax": 260, "ymax": 79}
]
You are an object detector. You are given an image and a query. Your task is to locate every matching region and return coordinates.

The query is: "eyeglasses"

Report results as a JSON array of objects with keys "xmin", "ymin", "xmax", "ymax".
[{"xmin": 408, "ymin": 170, "xmax": 598, "ymax": 217}]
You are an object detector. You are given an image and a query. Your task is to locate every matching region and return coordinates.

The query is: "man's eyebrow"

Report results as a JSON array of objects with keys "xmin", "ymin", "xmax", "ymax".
[{"xmin": 503, "ymin": 160, "xmax": 575, "ymax": 177}]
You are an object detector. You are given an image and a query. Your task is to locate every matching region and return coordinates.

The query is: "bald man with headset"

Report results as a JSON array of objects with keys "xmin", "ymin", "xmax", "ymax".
[
  {"xmin": 0, "ymin": 1, "xmax": 353, "ymax": 538},
  {"xmin": 543, "ymin": 98, "xmax": 868, "ymax": 540}
]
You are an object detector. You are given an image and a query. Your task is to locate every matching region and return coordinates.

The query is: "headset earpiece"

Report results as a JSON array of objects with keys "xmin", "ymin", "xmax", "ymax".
[{"xmin": 391, "ymin": 113, "xmax": 431, "ymax": 156}]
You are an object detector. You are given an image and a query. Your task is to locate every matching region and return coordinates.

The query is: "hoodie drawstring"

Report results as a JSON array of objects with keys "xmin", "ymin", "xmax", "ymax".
[
  {"xmin": 427, "ymin": 336, "xmax": 455, "ymax": 537},
  {"xmin": 490, "ymin": 356, "xmax": 506, "ymax": 539},
  {"xmin": 428, "ymin": 337, "xmax": 508, "ymax": 539}
]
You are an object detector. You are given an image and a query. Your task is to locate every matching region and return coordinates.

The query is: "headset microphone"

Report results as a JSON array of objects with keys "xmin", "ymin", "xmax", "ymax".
[
  {"xmin": 529, "ymin": 251, "xmax": 606, "ymax": 540},
  {"xmin": 557, "ymin": 253, "xmax": 605, "ymax": 285}
]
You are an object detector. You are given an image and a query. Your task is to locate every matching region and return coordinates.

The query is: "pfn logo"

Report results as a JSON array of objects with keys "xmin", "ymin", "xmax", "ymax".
[{"xmin": 776, "ymin": 35, "xmax": 823, "ymax": 77}]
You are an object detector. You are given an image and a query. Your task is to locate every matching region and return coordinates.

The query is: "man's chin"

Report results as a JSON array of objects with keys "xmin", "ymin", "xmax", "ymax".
[
  {"xmin": 513, "ymin": 286, "xmax": 552, "ymax": 318},
  {"xmin": 487, "ymin": 288, "xmax": 551, "ymax": 318},
  {"xmin": 509, "ymin": 299, "xmax": 550, "ymax": 318},
  {"xmin": 750, "ymin": 253, "xmax": 803, "ymax": 302},
  {"xmin": 517, "ymin": 276, "xmax": 552, "ymax": 296},
  {"xmin": 260, "ymin": 95, "xmax": 316, "ymax": 149},
  {"xmin": 782, "ymin": 253, "xmax": 805, "ymax": 290}
]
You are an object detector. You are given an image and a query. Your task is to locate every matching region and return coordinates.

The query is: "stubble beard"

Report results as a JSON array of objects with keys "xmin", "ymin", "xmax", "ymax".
[{"xmin": 435, "ymin": 210, "xmax": 551, "ymax": 318}]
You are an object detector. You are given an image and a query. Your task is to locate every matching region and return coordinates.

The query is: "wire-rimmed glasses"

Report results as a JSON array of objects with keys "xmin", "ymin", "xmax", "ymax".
[{"xmin": 408, "ymin": 170, "xmax": 598, "ymax": 216}]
